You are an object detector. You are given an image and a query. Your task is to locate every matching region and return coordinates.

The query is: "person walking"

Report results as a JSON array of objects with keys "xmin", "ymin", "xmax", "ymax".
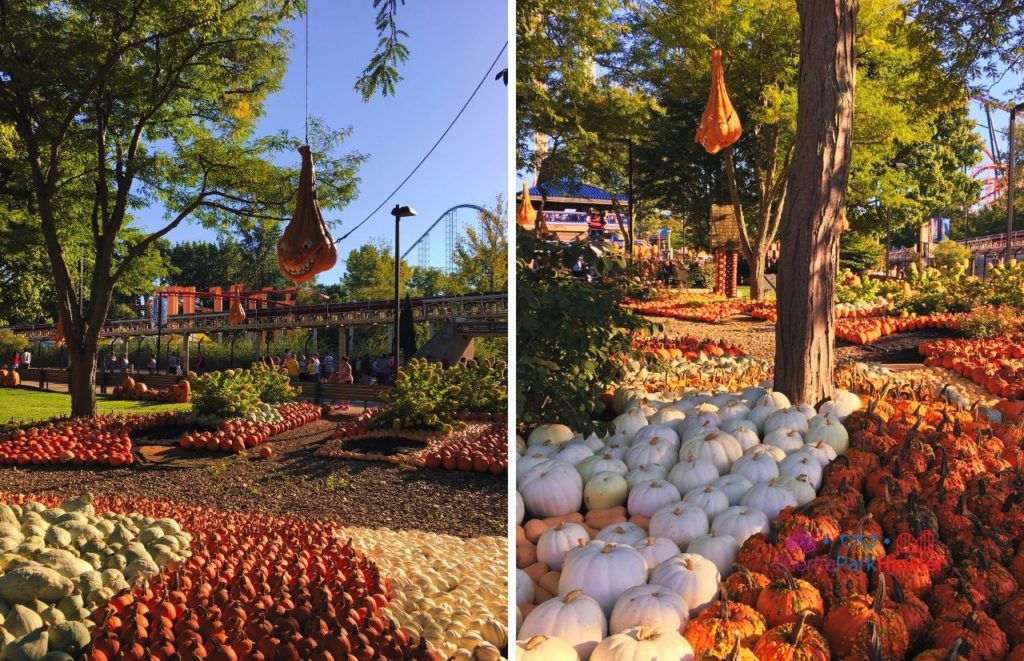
[
  {"xmin": 10, "ymin": 351, "xmax": 19, "ymax": 371},
  {"xmin": 307, "ymin": 353, "xmax": 321, "ymax": 383},
  {"xmin": 322, "ymin": 353, "xmax": 335, "ymax": 379},
  {"xmin": 336, "ymin": 356, "xmax": 353, "ymax": 384},
  {"xmin": 146, "ymin": 353, "xmax": 157, "ymax": 374},
  {"xmin": 168, "ymin": 352, "xmax": 178, "ymax": 376},
  {"xmin": 20, "ymin": 348, "xmax": 31, "ymax": 371},
  {"xmin": 285, "ymin": 354, "xmax": 300, "ymax": 379}
]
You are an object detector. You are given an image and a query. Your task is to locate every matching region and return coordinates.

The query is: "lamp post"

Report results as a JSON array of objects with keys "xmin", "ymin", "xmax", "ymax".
[
  {"xmin": 391, "ymin": 204, "xmax": 416, "ymax": 383},
  {"xmin": 1007, "ymin": 102, "xmax": 1024, "ymax": 264}
]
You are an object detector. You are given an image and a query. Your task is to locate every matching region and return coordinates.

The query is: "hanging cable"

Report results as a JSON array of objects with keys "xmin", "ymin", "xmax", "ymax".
[
  {"xmin": 304, "ymin": 1, "xmax": 310, "ymax": 145},
  {"xmin": 337, "ymin": 41, "xmax": 508, "ymax": 242}
]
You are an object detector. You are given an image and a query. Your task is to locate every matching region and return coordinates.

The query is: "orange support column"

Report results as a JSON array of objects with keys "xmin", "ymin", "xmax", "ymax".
[
  {"xmin": 182, "ymin": 287, "xmax": 196, "ymax": 314},
  {"xmin": 210, "ymin": 287, "xmax": 223, "ymax": 312},
  {"xmin": 166, "ymin": 287, "xmax": 180, "ymax": 316}
]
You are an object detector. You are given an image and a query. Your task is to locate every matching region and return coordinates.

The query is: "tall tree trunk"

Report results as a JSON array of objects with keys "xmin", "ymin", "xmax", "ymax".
[
  {"xmin": 774, "ymin": 0, "xmax": 857, "ymax": 405},
  {"xmin": 749, "ymin": 250, "xmax": 768, "ymax": 300},
  {"xmin": 68, "ymin": 342, "xmax": 97, "ymax": 418}
]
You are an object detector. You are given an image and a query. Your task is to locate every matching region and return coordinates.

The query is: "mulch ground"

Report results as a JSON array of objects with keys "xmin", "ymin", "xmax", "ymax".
[
  {"xmin": 0, "ymin": 415, "xmax": 506, "ymax": 539},
  {"xmin": 653, "ymin": 315, "xmax": 961, "ymax": 365}
]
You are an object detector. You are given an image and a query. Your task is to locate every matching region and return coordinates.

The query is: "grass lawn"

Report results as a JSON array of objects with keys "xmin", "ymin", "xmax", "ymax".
[{"xmin": 0, "ymin": 388, "xmax": 189, "ymax": 423}]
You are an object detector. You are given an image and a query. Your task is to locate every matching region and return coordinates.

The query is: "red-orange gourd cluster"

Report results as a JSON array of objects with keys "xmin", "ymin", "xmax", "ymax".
[{"xmin": 179, "ymin": 403, "xmax": 322, "ymax": 454}]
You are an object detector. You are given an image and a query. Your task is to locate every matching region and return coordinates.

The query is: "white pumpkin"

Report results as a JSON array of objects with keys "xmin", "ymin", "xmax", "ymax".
[
  {"xmin": 595, "ymin": 522, "xmax": 648, "ymax": 546},
  {"xmin": 520, "ymin": 461, "xmax": 584, "ymax": 518},
  {"xmin": 729, "ymin": 451, "xmax": 780, "ymax": 484},
  {"xmin": 686, "ymin": 531, "xmax": 739, "ymax": 577},
  {"xmin": 624, "ymin": 436, "xmax": 677, "ymax": 470},
  {"xmin": 591, "ymin": 625, "xmax": 695, "ymax": 661},
  {"xmin": 584, "ymin": 472, "xmax": 630, "ymax": 510},
  {"xmin": 678, "ymin": 412, "xmax": 721, "ymax": 440},
  {"xmin": 721, "ymin": 418, "xmax": 758, "ymax": 435},
  {"xmin": 516, "ymin": 491, "xmax": 525, "ymax": 526},
  {"xmin": 739, "ymin": 386, "xmax": 768, "ymax": 407},
  {"xmin": 795, "ymin": 403, "xmax": 818, "ymax": 419},
  {"xmin": 746, "ymin": 405, "xmax": 775, "ymax": 433},
  {"xmin": 667, "ymin": 456, "xmax": 719, "ymax": 495},
  {"xmin": 614, "ymin": 387, "xmax": 647, "ymax": 415},
  {"xmin": 710, "ymin": 474, "xmax": 755, "ymax": 506},
  {"xmin": 557, "ymin": 442, "xmax": 596, "ymax": 466},
  {"xmin": 679, "ymin": 432, "xmax": 742, "ymax": 474},
  {"xmin": 730, "ymin": 427, "xmax": 761, "ymax": 452},
  {"xmin": 627, "ymin": 480, "xmax": 682, "ymax": 519},
  {"xmin": 600, "ymin": 442, "xmax": 630, "ymax": 462},
  {"xmin": 518, "ymin": 455, "xmax": 556, "ymax": 482},
  {"xmin": 626, "ymin": 464, "xmax": 669, "ymax": 488},
  {"xmin": 578, "ymin": 454, "xmax": 629, "ymax": 482},
  {"xmin": 710, "ymin": 507, "xmax": 769, "ymax": 545},
  {"xmin": 559, "ymin": 542, "xmax": 648, "ymax": 615},
  {"xmin": 648, "ymin": 408, "xmax": 686, "ymax": 433},
  {"xmin": 519, "ymin": 590, "xmax": 607, "ymax": 660},
  {"xmin": 516, "ymin": 568, "xmax": 535, "ymax": 607},
  {"xmin": 801, "ymin": 439, "xmax": 839, "ymax": 467},
  {"xmin": 632, "ymin": 537, "xmax": 679, "ymax": 572},
  {"xmin": 584, "ymin": 433, "xmax": 606, "ymax": 452},
  {"xmin": 682, "ymin": 485, "xmax": 730, "ymax": 520},
  {"xmin": 740, "ymin": 479, "xmax": 798, "ymax": 520},
  {"xmin": 516, "ymin": 634, "xmax": 581, "ymax": 661},
  {"xmin": 631, "ymin": 425, "xmax": 680, "ymax": 450},
  {"xmin": 537, "ymin": 522, "xmax": 591, "ymax": 571},
  {"xmin": 529, "ymin": 424, "xmax": 576, "ymax": 447},
  {"xmin": 778, "ymin": 451, "xmax": 824, "ymax": 489},
  {"xmin": 744, "ymin": 444, "xmax": 786, "ymax": 462},
  {"xmin": 647, "ymin": 503, "xmax": 709, "ymax": 548},
  {"xmin": 775, "ymin": 474, "xmax": 817, "ymax": 506},
  {"xmin": 762, "ymin": 407, "xmax": 810, "ymax": 436},
  {"xmin": 763, "ymin": 429, "xmax": 806, "ymax": 454},
  {"xmin": 755, "ymin": 391, "xmax": 791, "ymax": 411},
  {"xmin": 526, "ymin": 442, "xmax": 562, "ymax": 458},
  {"xmin": 611, "ymin": 409, "xmax": 649, "ymax": 441},
  {"xmin": 821, "ymin": 389, "xmax": 862, "ymax": 420},
  {"xmin": 716, "ymin": 400, "xmax": 751, "ymax": 425},
  {"xmin": 609, "ymin": 584, "xmax": 689, "ymax": 635},
  {"xmin": 804, "ymin": 418, "xmax": 849, "ymax": 455},
  {"xmin": 649, "ymin": 553, "xmax": 720, "ymax": 615}
]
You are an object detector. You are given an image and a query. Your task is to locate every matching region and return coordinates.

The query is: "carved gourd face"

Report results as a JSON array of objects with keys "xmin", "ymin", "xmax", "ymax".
[{"xmin": 278, "ymin": 145, "xmax": 337, "ymax": 283}]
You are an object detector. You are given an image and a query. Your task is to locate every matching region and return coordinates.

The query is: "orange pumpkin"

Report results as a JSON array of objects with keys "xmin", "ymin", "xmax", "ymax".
[
  {"xmin": 695, "ymin": 49, "xmax": 742, "ymax": 154},
  {"xmin": 278, "ymin": 145, "xmax": 337, "ymax": 283}
]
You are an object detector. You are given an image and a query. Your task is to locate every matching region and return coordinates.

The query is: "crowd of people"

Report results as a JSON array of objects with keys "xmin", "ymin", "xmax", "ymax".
[
  {"xmin": 4, "ymin": 349, "xmax": 31, "ymax": 371},
  {"xmin": 255, "ymin": 350, "xmax": 402, "ymax": 385}
]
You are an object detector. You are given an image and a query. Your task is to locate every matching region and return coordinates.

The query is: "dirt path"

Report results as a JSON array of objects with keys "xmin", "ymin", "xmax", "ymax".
[{"xmin": 0, "ymin": 416, "xmax": 506, "ymax": 538}]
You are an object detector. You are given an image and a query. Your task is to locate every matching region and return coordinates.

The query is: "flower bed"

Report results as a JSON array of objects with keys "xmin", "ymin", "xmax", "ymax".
[
  {"xmin": 317, "ymin": 415, "xmax": 508, "ymax": 474},
  {"xmin": 178, "ymin": 402, "xmax": 322, "ymax": 454},
  {"xmin": 0, "ymin": 412, "xmax": 185, "ymax": 467},
  {"xmin": 0, "ymin": 492, "xmax": 431, "ymax": 660},
  {"xmin": 920, "ymin": 336, "xmax": 1024, "ymax": 419}
]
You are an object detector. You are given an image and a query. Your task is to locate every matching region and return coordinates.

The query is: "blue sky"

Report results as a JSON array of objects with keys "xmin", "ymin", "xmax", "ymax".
[{"xmin": 133, "ymin": 1, "xmax": 508, "ymax": 283}]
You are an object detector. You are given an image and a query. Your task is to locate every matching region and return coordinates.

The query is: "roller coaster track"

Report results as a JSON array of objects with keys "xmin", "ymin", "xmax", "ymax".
[{"xmin": 2, "ymin": 293, "xmax": 508, "ymax": 340}]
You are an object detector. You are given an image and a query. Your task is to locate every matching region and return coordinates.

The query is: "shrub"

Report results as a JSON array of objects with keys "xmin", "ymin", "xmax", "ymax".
[
  {"xmin": 959, "ymin": 307, "xmax": 1024, "ymax": 339},
  {"xmin": 248, "ymin": 362, "xmax": 299, "ymax": 403},
  {"xmin": 189, "ymin": 368, "xmax": 261, "ymax": 417}
]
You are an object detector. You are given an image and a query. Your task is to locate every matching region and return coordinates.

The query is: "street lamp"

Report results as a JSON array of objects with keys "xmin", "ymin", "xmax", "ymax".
[{"xmin": 391, "ymin": 204, "xmax": 416, "ymax": 383}]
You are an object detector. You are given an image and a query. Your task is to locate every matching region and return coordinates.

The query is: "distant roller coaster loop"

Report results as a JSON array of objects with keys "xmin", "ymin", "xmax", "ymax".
[{"xmin": 401, "ymin": 204, "xmax": 488, "ymax": 260}]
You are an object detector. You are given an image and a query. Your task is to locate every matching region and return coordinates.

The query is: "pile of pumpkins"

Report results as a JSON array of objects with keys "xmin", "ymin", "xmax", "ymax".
[
  {"xmin": 514, "ymin": 384, "xmax": 858, "ymax": 659},
  {"xmin": 111, "ymin": 376, "xmax": 190, "ymax": 404},
  {"xmin": 0, "ymin": 493, "xmax": 191, "ymax": 659},
  {"xmin": 0, "ymin": 370, "xmax": 20, "ymax": 388}
]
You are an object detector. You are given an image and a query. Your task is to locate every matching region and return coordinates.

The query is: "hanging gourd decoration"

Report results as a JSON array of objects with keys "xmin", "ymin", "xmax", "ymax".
[
  {"xmin": 695, "ymin": 49, "xmax": 742, "ymax": 154},
  {"xmin": 278, "ymin": 145, "xmax": 337, "ymax": 283},
  {"xmin": 228, "ymin": 289, "xmax": 246, "ymax": 325},
  {"xmin": 518, "ymin": 182, "xmax": 537, "ymax": 228}
]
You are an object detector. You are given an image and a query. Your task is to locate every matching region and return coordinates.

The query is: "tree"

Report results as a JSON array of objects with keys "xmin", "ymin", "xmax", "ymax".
[
  {"xmin": 452, "ymin": 196, "xmax": 508, "ymax": 293},
  {"xmin": 839, "ymin": 232, "xmax": 884, "ymax": 273},
  {"xmin": 0, "ymin": 3, "xmax": 363, "ymax": 416},
  {"xmin": 773, "ymin": 0, "xmax": 857, "ymax": 405},
  {"xmin": 339, "ymin": 240, "xmax": 412, "ymax": 301},
  {"xmin": 0, "ymin": 329, "xmax": 28, "ymax": 366},
  {"xmin": 167, "ymin": 242, "xmax": 240, "ymax": 292},
  {"xmin": 407, "ymin": 267, "xmax": 465, "ymax": 297},
  {"xmin": 931, "ymin": 239, "xmax": 972, "ymax": 274},
  {"xmin": 621, "ymin": 0, "xmax": 960, "ymax": 299}
]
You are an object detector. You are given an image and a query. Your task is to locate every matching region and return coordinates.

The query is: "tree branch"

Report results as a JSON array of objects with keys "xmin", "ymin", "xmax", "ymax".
[{"xmin": 723, "ymin": 148, "xmax": 753, "ymax": 262}]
